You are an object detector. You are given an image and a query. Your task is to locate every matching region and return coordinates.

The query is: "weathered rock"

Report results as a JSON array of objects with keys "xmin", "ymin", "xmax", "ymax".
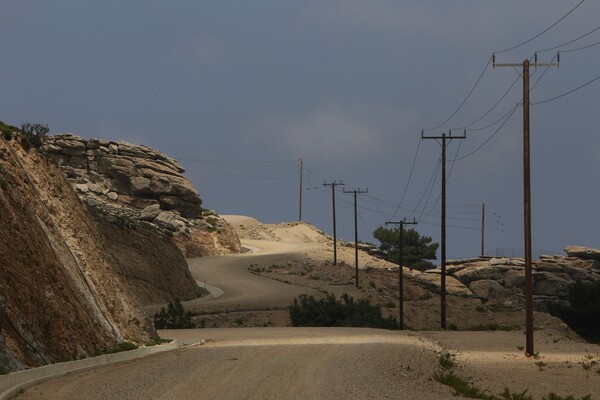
[
  {"xmin": 140, "ymin": 204, "xmax": 161, "ymax": 221},
  {"xmin": 44, "ymin": 134, "xmax": 202, "ymax": 218},
  {"xmin": 564, "ymin": 245, "xmax": 600, "ymax": 260},
  {"xmin": 154, "ymin": 211, "xmax": 185, "ymax": 231},
  {"xmin": 468, "ymin": 279, "xmax": 508, "ymax": 302}
]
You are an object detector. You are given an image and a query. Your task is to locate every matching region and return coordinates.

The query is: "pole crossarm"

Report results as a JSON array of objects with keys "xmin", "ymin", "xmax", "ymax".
[
  {"xmin": 385, "ymin": 218, "xmax": 417, "ymax": 330},
  {"xmin": 323, "ymin": 180, "xmax": 345, "ymax": 265},
  {"xmin": 344, "ymin": 188, "xmax": 368, "ymax": 287}
]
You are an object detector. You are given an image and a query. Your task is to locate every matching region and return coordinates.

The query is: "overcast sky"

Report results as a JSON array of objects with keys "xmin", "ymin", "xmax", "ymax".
[{"xmin": 2, "ymin": 1, "xmax": 599, "ymax": 260}]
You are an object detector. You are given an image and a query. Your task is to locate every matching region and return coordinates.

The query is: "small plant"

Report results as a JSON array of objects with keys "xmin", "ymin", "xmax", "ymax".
[
  {"xmin": 145, "ymin": 337, "xmax": 172, "ymax": 347},
  {"xmin": 542, "ymin": 394, "xmax": 591, "ymax": 400},
  {"xmin": 535, "ymin": 361, "xmax": 547, "ymax": 371},
  {"xmin": 580, "ymin": 358, "xmax": 593, "ymax": 371},
  {"xmin": 0, "ymin": 366, "xmax": 9, "ymax": 375},
  {"xmin": 384, "ymin": 301, "xmax": 396, "ymax": 308},
  {"xmin": 516, "ymin": 346, "xmax": 524, "ymax": 351},
  {"xmin": 437, "ymin": 351, "xmax": 456, "ymax": 370},
  {"xmin": 109, "ymin": 341, "xmax": 139, "ymax": 353},
  {"xmin": 499, "ymin": 388, "xmax": 533, "ymax": 400},
  {"xmin": 433, "ymin": 371, "xmax": 494, "ymax": 400},
  {"xmin": 206, "ymin": 216, "xmax": 218, "ymax": 231}
]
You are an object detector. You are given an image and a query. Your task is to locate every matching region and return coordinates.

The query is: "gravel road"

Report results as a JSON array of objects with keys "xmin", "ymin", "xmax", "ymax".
[{"xmin": 15, "ymin": 328, "xmax": 450, "ymax": 400}]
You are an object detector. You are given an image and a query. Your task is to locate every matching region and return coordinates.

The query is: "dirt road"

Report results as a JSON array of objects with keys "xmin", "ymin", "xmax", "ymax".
[
  {"xmin": 15, "ymin": 328, "xmax": 450, "ymax": 400},
  {"xmin": 13, "ymin": 217, "xmax": 600, "ymax": 399},
  {"xmin": 183, "ymin": 239, "xmax": 320, "ymax": 314}
]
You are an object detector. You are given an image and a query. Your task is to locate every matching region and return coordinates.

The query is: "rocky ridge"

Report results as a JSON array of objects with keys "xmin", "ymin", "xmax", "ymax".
[
  {"xmin": 418, "ymin": 249, "xmax": 600, "ymax": 310},
  {"xmin": 43, "ymin": 134, "xmax": 241, "ymax": 257}
]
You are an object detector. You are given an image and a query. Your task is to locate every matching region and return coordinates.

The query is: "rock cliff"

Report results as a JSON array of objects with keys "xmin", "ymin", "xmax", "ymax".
[
  {"xmin": 43, "ymin": 134, "xmax": 240, "ymax": 257},
  {"xmin": 0, "ymin": 131, "xmax": 240, "ymax": 372}
]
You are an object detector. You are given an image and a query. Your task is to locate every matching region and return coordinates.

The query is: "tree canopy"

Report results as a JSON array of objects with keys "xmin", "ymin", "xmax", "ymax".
[{"xmin": 372, "ymin": 227, "xmax": 439, "ymax": 271}]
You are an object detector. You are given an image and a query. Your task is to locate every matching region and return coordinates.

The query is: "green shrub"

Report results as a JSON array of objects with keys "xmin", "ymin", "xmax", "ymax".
[
  {"xmin": 547, "ymin": 280, "xmax": 600, "ymax": 342},
  {"xmin": 2, "ymin": 130, "xmax": 12, "ymax": 141},
  {"xmin": 109, "ymin": 341, "xmax": 138, "ymax": 353},
  {"xmin": 154, "ymin": 299, "xmax": 194, "ymax": 329},
  {"xmin": 0, "ymin": 366, "xmax": 8, "ymax": 375},
  {"xmin": 20, "ymin": 122, "xmax": 49, "ymax": 149},
  {"xmin": 289, "ymin": 293, "xmax": 398, "ymax": 330},
  {"xmin": 433, "ymin": 371, "xmax": 494, "ymax": 400},
  {"xmin": 438, "ymin": 351, "xmax": 456, "ymax": 370}
]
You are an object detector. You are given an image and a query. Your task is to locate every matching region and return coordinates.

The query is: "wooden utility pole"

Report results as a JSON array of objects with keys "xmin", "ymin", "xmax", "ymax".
[
  {"xmin": 385, "ymin": 219, "xmax": 417, "ymax": 330},
  {"xmin": 344, "ymin": 188, "xmax": 368, "ymax": 287},
  {"xmin": 494, "ymin": 55, "xmax": 558, "ymax": 356},
  {"xmin": 298, "ymin": 157, "xmax": 303, "ymax": 222},
  {"xmin": 481, "ymin": 203, "xmax": 485, "ymax": 257},
  {"xmin": 323, "ymin": 180, "xmax": 345, "ymax": 265},
  {"xmin": 422, "ymin": 130, "xmax": 466, "ymax": 329}
]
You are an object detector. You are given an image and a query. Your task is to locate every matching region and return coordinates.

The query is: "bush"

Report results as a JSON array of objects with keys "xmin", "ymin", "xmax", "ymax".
[
  {"xmin": 289, "ymin": 293, "xmax": 398, "ymax": 330},
  {"xmin": 20, "ymin": 122, "xmax": 49, "ymax": 149},
  {"xmin": 547, "ymin": 280, "xmax": 600, "ymax": 342},
  {"xmin": 154, "ymin": 299, "xmax": 194, "ymax": 329},
  {"xmin": 109, "ymin": 341, "xmax": 139, "ymax": 353}
]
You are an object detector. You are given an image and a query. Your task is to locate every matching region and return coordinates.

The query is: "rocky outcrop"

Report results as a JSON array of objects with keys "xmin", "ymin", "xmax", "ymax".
[
  {"xmin": 444, "ymin": 253, "xmax": 600, "ymax": 310},
  {"xmin": 564, "ymin": 245, "xmax": 600, "ymax": 260},
  {"xmin": 43, "ymin": 134, "xmax": 241, "ymax": 257},
  {"xmin": 44, "ymin": 134, "xmax": 201, "ymax": 218}
]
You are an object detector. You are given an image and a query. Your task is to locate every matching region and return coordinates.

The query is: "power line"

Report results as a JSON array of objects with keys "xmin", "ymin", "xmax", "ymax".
[
  {"xmin": 450, "ymin": 104, "xmax": 519, "ymax": 162},
  {"xmin": 561, "ymin": 39, "xmax": 600, "ymax": 53},
  {"xmin": 186, "ymin": 168, "xmax": 296, "ymax": 181},
  {"xmin": 532, "ymin": 72, "xmax": 600, "ymax": 105},
  {"xmin": 536, "ymin": 24, "xmax": 600, "ymax": 53},
  {"xmin": 453, "ymin": 75, "xmax": 520, "ymax": 131},
  {"xmin": 407, "ymin": 157, "xmax": 441, "ymax": 219},
  {"xmin": 494, "ymin": 0, "xmax": 586, "ymax": 54},
  {"xmin": 423, "ymin": 56, "xmax": 492, "ymax": 131},
  {"xmin": 392, "ymin": 137, "xmax": 421, "ymax": 220}
]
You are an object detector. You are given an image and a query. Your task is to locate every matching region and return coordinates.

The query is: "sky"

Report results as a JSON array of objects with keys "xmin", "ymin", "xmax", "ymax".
[{"xmin": 1, "ymin": 1, "xmax": 599, "ymax": 261}]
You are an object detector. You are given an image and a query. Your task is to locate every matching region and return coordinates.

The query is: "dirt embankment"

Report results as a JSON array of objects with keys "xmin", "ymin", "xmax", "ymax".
[{"xmin": 0, "ymin": 136, "xmax": 206, "ymax": 371}]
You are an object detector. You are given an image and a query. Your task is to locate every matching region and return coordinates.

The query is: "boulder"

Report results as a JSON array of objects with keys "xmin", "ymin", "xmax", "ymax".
[
  {"xmin": 564, "ymin": 246, "xmax": 600, "ymax": 260},
  {"xmin": 468, "ymin": 279, "xmax": 509, "ymax": 302},
  {"xmin": 154, "ymin": 211, "xmax": 185, "ymax": 232},
  {"xmin": 140, "ymin": 204, "xmax": 161, "ymax": 221}
]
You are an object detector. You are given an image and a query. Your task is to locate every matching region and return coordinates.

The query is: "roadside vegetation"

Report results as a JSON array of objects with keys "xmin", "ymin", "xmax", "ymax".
[
  {"xmin": 432, "ymin": 350, "xmax": 591, "ymax": 400},
  {"xmin": 154, "ymin": 299, "xmax": 194, "ymax": 329},
  {"xmin": 289, "ymin": 293, "xmax": 398, "ymax": 330},
  {"xmin": 372, "ymin": 227, "xmax": 439, "ymax": 271}
]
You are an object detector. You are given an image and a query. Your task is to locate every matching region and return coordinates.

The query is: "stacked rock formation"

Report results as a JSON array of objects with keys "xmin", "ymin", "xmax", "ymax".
[
  {"xmin": 44, "ymin": 134, "xmax": 201, "ymax": 217},
  {"xmin": 43, "ymin": 134, "xmax": 240, "ymax": 257},
  {"xmin": 433, "ymin": 247, "xmax": 600, "ymax": 310}
]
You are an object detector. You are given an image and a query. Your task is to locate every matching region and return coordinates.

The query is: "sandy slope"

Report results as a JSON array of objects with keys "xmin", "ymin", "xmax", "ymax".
[{"xmin": 14, "ymin": 216, "xmax": 600, "ymax": 399}]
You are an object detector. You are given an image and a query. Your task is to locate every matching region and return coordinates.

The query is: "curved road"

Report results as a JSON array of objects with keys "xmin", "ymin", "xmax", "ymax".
[
  {"xmin": 183, "ymin": 239, "xmax": 319, "ymax": 313},
  {"xmin": 12, "ymin": 238, "xmax": 451, "ymax": 399}
]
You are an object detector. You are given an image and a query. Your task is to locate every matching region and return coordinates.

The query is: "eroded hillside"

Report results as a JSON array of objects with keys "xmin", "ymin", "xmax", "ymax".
[{"xmin": 0, "ymin": 130, "xmax": 241, "ymax": 371}]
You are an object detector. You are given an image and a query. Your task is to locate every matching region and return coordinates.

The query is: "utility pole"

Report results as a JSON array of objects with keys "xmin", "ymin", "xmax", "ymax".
[
  {"xmin": 385, "ymin": 218, "xmax": 417, "ymax": 330},
  {"xmin": 298, "ymin": 157, "xmax": 303, "ymax": 222},
  {"xmin": 481, "ymin": 203, "xmax": 485, "ymax": 257},
  {"xmin": 494, "ymin": 54, "xmax": 558, "ymax": 356},
  {"xmin": 323, "ymin": 180, "xmax": 345, "ymax": 265},
  {"xmin": 344, "ymin": 187, "xmax": 368, "ymax": 287},
  {"xmin": 422, "ymin": 130, "xmax": 466, "ymax": 329}
]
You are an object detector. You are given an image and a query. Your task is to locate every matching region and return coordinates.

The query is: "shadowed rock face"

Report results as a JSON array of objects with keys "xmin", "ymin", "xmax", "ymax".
[{"xmin": 44, "ymin": 134, "xmax": 201, "ymax": 218}]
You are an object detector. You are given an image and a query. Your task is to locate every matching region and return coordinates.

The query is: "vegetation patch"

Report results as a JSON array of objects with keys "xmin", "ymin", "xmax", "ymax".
[
  {"xmin": 145, "ymin": 337, "xmax": 173, "ymax": 347},
  {"xmin": 289, "ymin": 293, "xmax": 398, "ymax": 330},
  {"xmin": 154, "ymin": 300, "xmax": 194, "ymax": 329},
  {"xmin": 108, "ymin": 341, "xmax": 139, "ymax": 353},
  {"xmin": 433, "ymin": 371, "xmax": 494, "ymax": 399}
]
